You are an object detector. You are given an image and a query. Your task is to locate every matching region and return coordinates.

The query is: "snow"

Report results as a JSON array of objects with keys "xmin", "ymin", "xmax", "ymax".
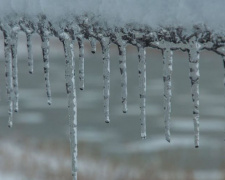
[{"xmin": 0, "ymin": 0, "xmax": 224, "ymax": 31}]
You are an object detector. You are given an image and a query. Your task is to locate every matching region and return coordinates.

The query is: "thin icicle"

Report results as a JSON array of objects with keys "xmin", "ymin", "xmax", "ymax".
[
  {"xmin": 61, "ymin": 34, "xmax": 78, "ymax": 180},
  {"xmin": 222, "ymin": 55, "xmax": 225, "ymax": 142},
  {"xmin": 188, "ymin": 42, "xmax": 201, "ymax": 148},
  {"xmin": 11, "ymin": 31, "xmax": 19, "ymax": 112},
  {"xmin": 41, "ymin": 35, "xmax": 52, "ymax": 105},
  {"xmin": 77, "ymin": 36, "xmax": 85, "ymax": 90},
  {"xmin": 3, "ymin": 32, "xmax": 13, "ymax": 127},
  {"xmin": 90, "ymin": 37, "xmax": 96, "ymax": 54},
  {"xmin": 118, "ymin": 43, "xmax": 128, "ymax": 113},
  {"xmin": 223, "ymin": 56, "xmax": 225, "ymax": 89},
  {"xmin": 27, "ymin": 34, "xmax": 33, "ymax": 74},
  {"xmin": 162, "ymin": 48, "xmax": 173, "ymax": 142},
  {"xmin": 100, "ymin": 37, "xmax": 110, "ymax": 123},
  {"xmin": 138, "ymin": 46, "xmax": 147, "ymax": 139}
]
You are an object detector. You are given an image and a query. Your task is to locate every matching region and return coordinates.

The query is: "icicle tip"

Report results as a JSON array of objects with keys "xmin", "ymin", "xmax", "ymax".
[
  {"xmin": 123, "ymin": 110, "xmax": 127, "ymax": 113},
  {"xmin": 8, "ymin": 121, "xmax": 13, "ymax": 128},
  {"xmin": 141, "ymin": 133, "xmax": 146, "ymax": 140},
  {"xmin": 122, "ymin": 103, "xmax": 128, "ymax": 113},
  {"xmin": 47, "ymin": 99, "xmax": 52, "ymax": 105},
  {"xmin": 166, "ymin": 138, "xmax": 171, "ymax": 143},
  {"xmin": 105, "ymin": 118, "xmax": 110, "ymax": 123}
]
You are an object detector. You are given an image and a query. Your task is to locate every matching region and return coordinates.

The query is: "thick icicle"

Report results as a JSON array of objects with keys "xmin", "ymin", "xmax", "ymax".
[
  {"xmin": 3, "ymin": 32, "xmax": 14, "ymax": 127},
  {"xmin": 90, "ymin": 37, "xmax": 97, "ymax": 54},
  {"xmin": 100, "ymin": 37, "xmax": 110, "ymax": 123},
  {"xmin": 77, "ymin": 36, "xmax": 85, "ymax": 90},
  {"xmin": 41, "ymin": 35, "xmax": 52, "ymax": 105},
  {"xmin": 162, "ymin": 48, "xmax": 173, "ymax": 142},
  {"xmin": 61, "ymin": 34, "xmax": 78, "ymax": 180},
  {"xmin": 11, "ymin": 31, "xmax": 19, "ymax": 112},
  {"xmin": 27, "ymin": 34, "xmax": 33, "ymax": 74},
  {"xmin": 188, "ymin": 42, "xmax": 201, "ymax": 148},
  {"xmin": 138, "ymin": 46, "xmax": 147, "ymax": 139},
  {"xmin": 118, "ymin": 43, "xmax": 128, "ymax": 113}
]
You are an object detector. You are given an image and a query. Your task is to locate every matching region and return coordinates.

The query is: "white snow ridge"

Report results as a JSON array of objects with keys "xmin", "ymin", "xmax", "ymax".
[{"xmin": 1, "ymin": 1, "xmax": 225, "ymax": 180}]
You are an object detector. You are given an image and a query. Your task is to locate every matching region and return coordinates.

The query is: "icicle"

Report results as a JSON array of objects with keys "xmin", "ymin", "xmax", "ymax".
[
  {"xmin": 61, "ymin": 34, "xmax": 78, "ymax": 180},
  {"xmin": 223, "ymin": 56, "xmax": 225, "ymax": 89},
  {"xmin": 41, "ymin": 35, "xmax": 52, "ymax": 105},
  {"xmin": 138, "ymin": 46, "xmax": 147, "ymax": 139},
  {"xmin": 77, "ymin": 36, "xmax": 85, "ymax": 90},
  {"xmin": 3, "ymin": 32, "xmax": 14, "ymax": 127},
  {"xmin": 118, "ymin": 43, "xmax": 128, "ymax": 113},
  {"xmin": 162, "ymin": 48, "xmax": 173, "ymax": 142},
  {"xmin": 188, "ymin": 42, "xmax": 201, "ymax": 148},
  {"xmin": 11, "ymin": 31, "xmax": 19, "ymax": 112},
  {"xmin": 27, "ymin": 34, "xmax": 33, "ymax": 74},
  {"xmin": 90, "ymin": 37, "xmax": 96, "ymax": 53},
  {"xmin": 100, "ymin": 37, "xmax": 110, "ymax": 123},
  {"xmin": 222, "ymin": 55, "xmax": 225, "ymax": 142}
]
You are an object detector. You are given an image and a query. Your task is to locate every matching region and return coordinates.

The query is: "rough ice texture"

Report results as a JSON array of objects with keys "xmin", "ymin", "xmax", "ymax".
[
  {"xmin": 1, "ymin": 7, "xmax": 225, "ymax": 158},
  {"xmin": 0, "ymin": 0, "xmax": 225, "ymax": 33},
  {"xmin": 1, "ymin": 1, "xmax": 225, "ymax": 180}
]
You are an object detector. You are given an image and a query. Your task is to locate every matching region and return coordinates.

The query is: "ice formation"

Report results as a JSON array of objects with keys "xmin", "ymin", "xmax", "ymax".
[
  {"xmin": 62, "ymin": 36, "xmax": 78, "ymax": 180},
  {"xmin": 162, "ymin": 44, "xmax": 173, "ymax": 143},
  {"xmin": 137, "ymin": 46, "xmax": 147, "ymax": 139},
  {"xmin": 1, "ymin": 0, "xmax": 225, "ymax": 180}
]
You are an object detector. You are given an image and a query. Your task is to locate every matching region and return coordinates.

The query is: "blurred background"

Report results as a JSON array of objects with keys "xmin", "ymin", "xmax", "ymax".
[{"xmin": 0, "ymin": 33, "xmax": 224, "ymax": 180}]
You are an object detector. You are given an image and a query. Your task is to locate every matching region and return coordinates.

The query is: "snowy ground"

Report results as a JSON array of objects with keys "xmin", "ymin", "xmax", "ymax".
[{"xmin": 0, "ymin": 138, "xmax": 224, "ymax": 180}]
